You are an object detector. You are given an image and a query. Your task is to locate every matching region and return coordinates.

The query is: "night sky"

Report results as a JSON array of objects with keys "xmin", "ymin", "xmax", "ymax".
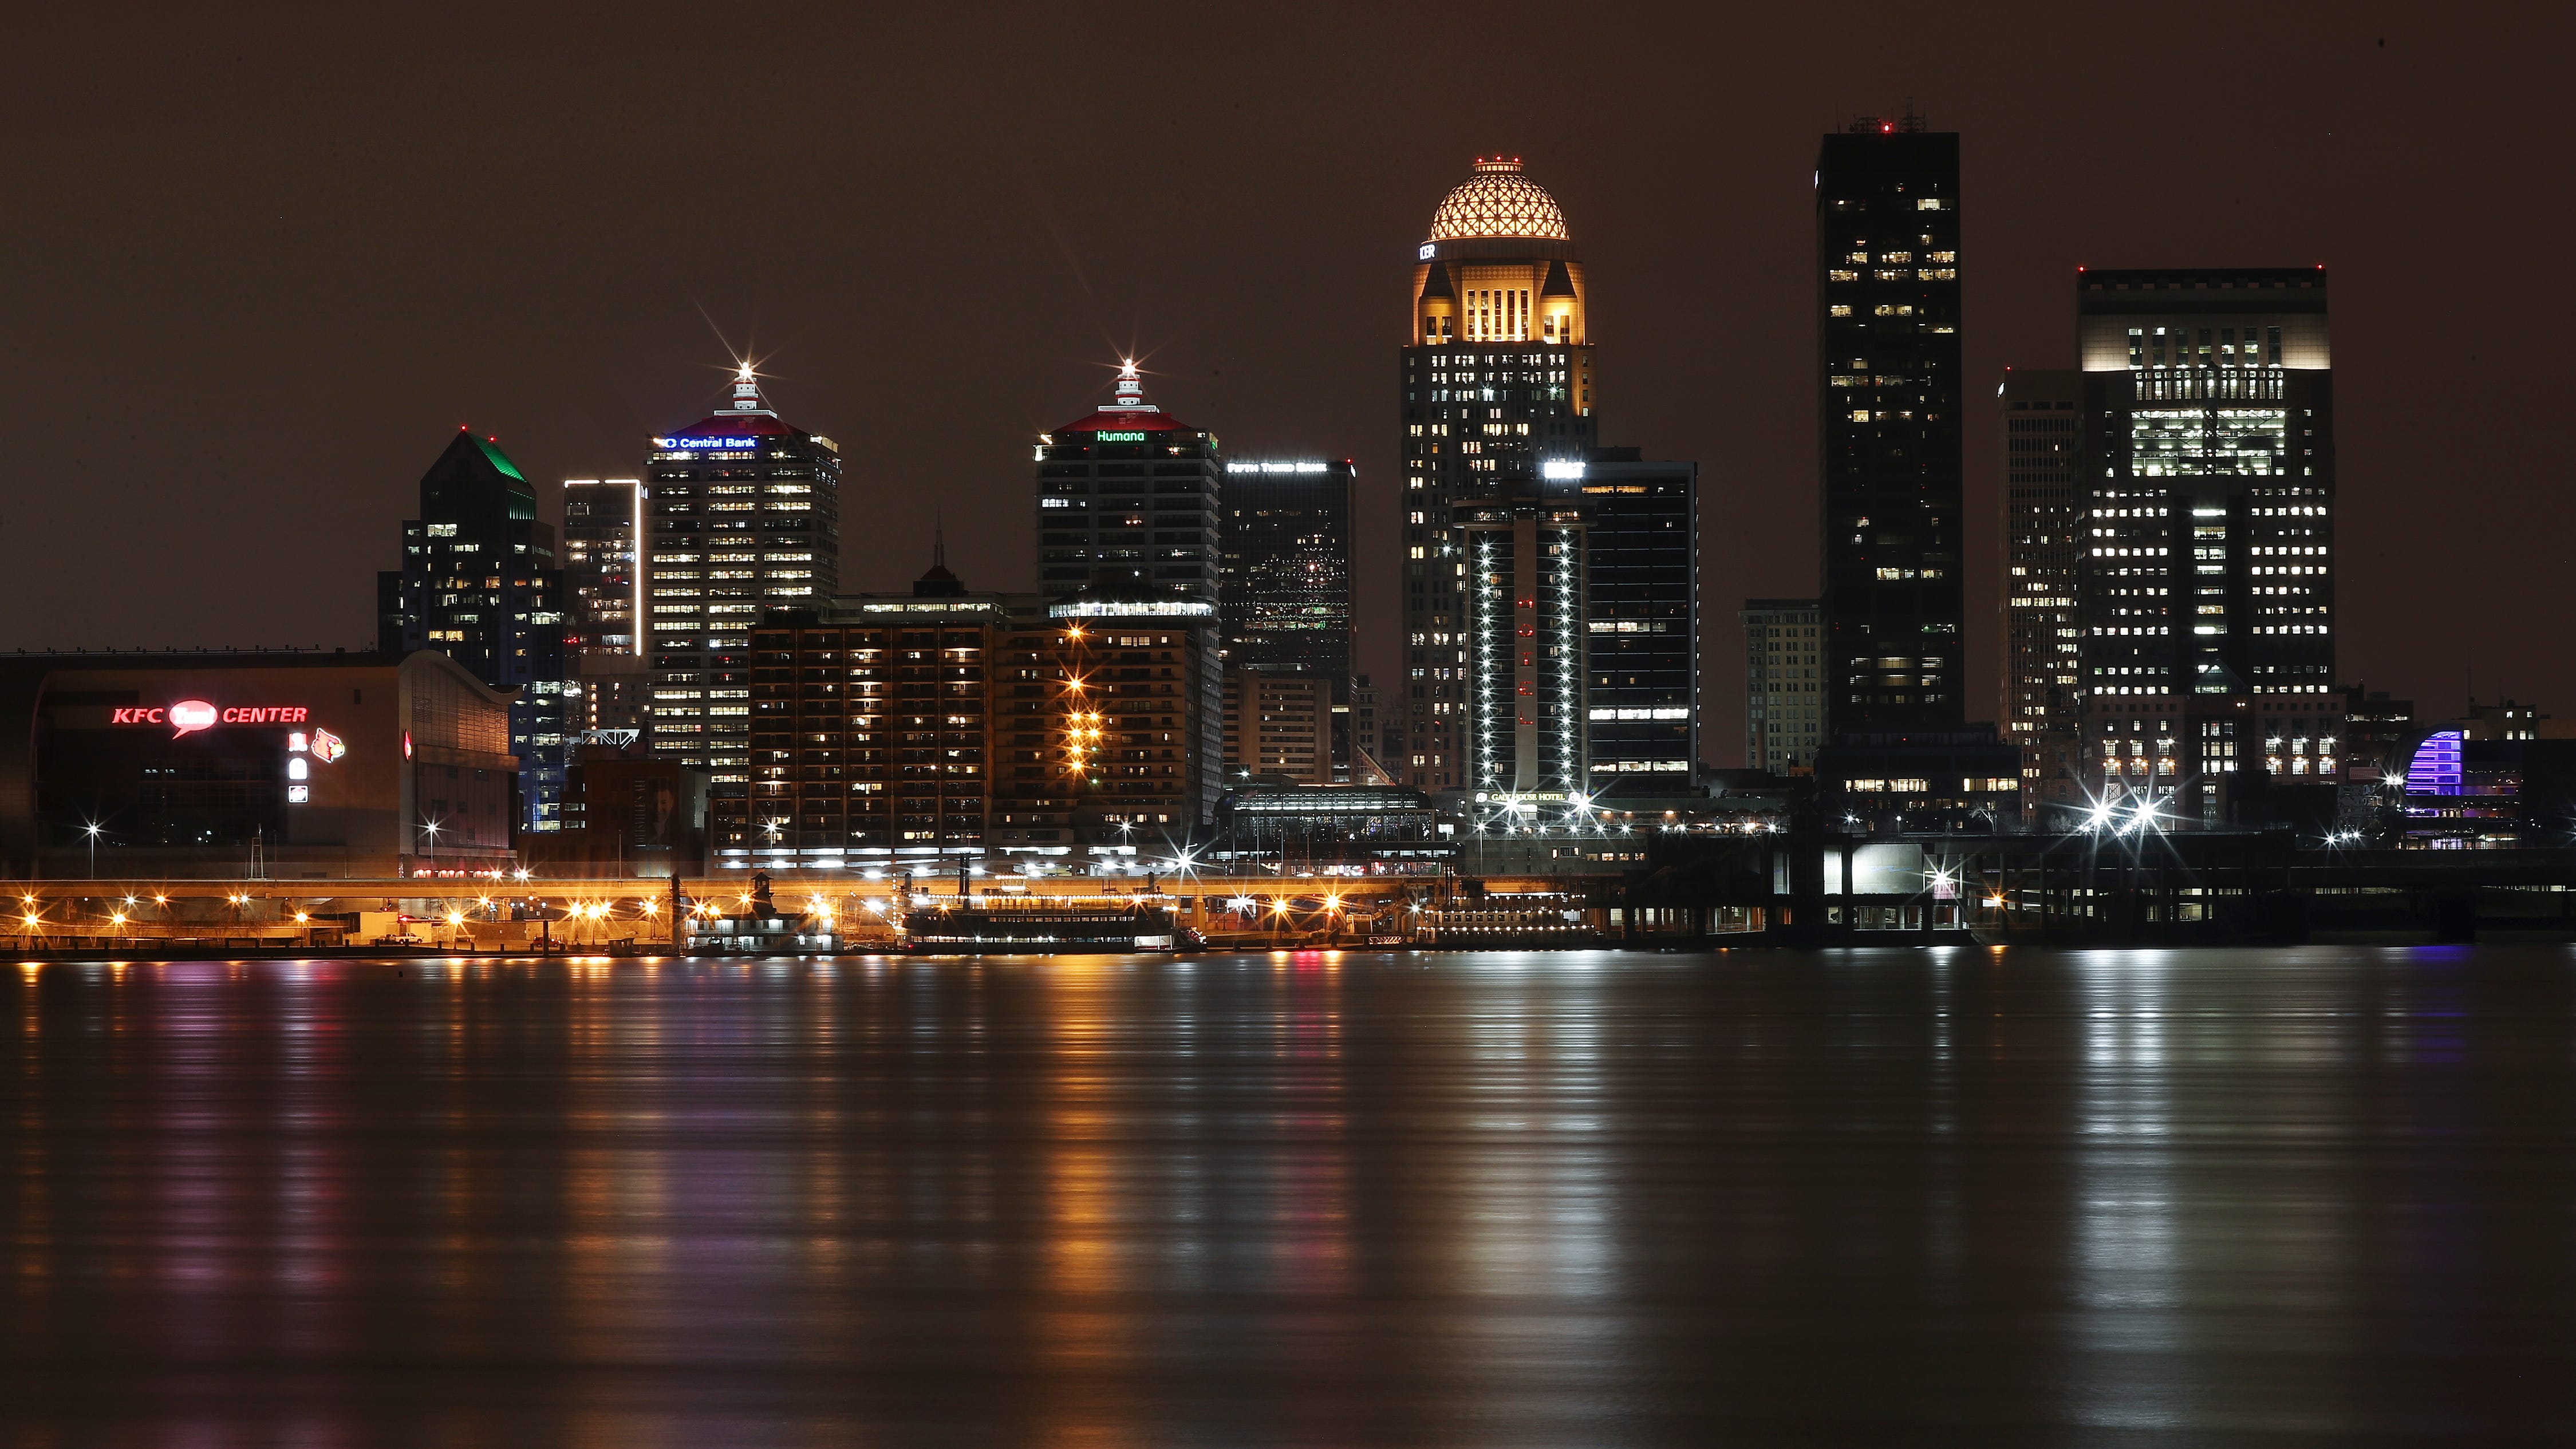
[{"xmin": 7, "ymin": 3, "xmax": 2565, "ymax": 761}]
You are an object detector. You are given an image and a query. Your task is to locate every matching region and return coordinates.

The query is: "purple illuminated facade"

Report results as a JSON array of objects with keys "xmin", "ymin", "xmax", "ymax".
[{"xmin": 2405, "ymin": 731, "xmax": 2464, "ymax": 795}]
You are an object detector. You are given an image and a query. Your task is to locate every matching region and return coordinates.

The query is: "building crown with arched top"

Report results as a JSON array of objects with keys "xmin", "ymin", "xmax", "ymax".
[{"xmin": 1411, "ymin": 156, "xmax": 1587, "ymax": 348}]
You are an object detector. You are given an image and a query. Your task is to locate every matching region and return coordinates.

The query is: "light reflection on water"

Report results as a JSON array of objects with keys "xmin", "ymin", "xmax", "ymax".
[{"xmin": 6, "ymin": 946, "xmax": 2576, "ymax": 1443}]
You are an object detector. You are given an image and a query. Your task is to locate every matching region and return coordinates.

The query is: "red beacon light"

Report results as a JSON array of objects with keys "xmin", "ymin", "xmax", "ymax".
[{"xmin": 1880, "ymin": 122, "xmax": 1893, "ymax": 133}]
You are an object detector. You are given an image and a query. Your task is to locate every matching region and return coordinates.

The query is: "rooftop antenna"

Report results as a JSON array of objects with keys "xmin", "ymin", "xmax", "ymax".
[{"xmin": 719, "ymin": 359, "xmax": 774, "ymax": 418}]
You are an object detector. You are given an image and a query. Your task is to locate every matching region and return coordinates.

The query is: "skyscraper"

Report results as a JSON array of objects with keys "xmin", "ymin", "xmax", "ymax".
[
  {"xmin": 1218, "ymin": 458, "xmax": 1353, "ymax": 680},
  {"xmin": 562, "ymin": 478, "xmax": 641, "ymax": 658},
  {"xmin": 1033, "ymin": 365, "xmax": 1226, "ymax": 828},
  {"xmin": 642, "ymin": 366, "xmax": 842, "ymax": 859},
  {"xmin": 1036, "ymin": 362, "xmax": 1221, "ymax": 609},
  {"xmin": 377, "ymin": 428, "xmax": 572, "ymax": 832},
  {"xmin": 1816, "ymin": 116, "xmax": 1963, "ymax": 735},
  {"xmin": 1579, "ymin": 451, "xmax": 1699, "ymax": 784},
  {"xmin": 2076, "ymin": 267, "xmax": 2338, "ymax": 823},
  {"xmin": 563, "ymin": 476, "xmax": 647, "ymax": 747},
  {"xmin": 1400, "ymin": 156, "xmax": 1597, "ymax": 792},
  {"xmin": 1741, "ymin": 598, "xmax": 1822, "ymax": 773},
  {"xmin": 1997, "ymin": 369, "xmax": 2082, "ymax": 805}
]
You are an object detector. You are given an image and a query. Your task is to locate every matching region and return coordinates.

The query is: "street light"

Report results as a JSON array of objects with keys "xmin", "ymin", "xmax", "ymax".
[{"xmin": 83, "ymin": 822, "xmax": 102, "ymax": 878}]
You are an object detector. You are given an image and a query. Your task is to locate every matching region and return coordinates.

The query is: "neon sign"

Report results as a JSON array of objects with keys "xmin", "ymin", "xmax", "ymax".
[
  {"xmin": 310, "ymin": 728, "xmax": 346, "ymax": 763},
  {"xmin": 654, "ymin": 436, "xmax": 759, "ymax": 449},
  {"xmin": 1093, "ymin": 431, "xmax": 1147, "ymax": 442},
  {"xmin": 110, "ymin": 701, "xmax": 311, "ymax": 737}
]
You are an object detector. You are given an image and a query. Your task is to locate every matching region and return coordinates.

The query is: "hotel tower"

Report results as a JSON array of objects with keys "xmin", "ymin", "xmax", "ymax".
[{"xmin": 1398, "ymin": 156, "xmax": 1597, "ymax": 797}]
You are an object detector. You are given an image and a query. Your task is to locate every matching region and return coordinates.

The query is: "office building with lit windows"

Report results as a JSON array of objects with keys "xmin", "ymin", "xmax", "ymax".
[
  {"xmin": 562, "ymin": 478, "xmax": 641, "ymax": 657},
  {"xmin": 2076, "ymin": 267, "xmax": 2338, "ymax": 824},
  {"xmin": 563, "ymin": 476, "xmax": 648, "ymax": 748},
  {"xmin": 642, "ymin": 366, "xmax": 841, "ymax": 858},
  {"xmin": 1998, "ymin": 368, "xmax": 2082, "ymax": 804},
  {"xmin": 1043, "ymin": 589, "xmax": 1224, "ymax": 840},
  {"xmin": 1222, "ymin": 665, "xmax": 1330, "ymax": 785},
  {"xmin": 1032, "ymin": 368, "xmax": 1225, "ymax": 830},
  {"xmin": 1218, "ymin": 458, "xmax": 1354, "ymax": 679},
  {"xmin": 1742, "ymin": 598, "xmax": 1821, "ymax": 773},
  {"xmin": 1399, "ymin": 156, "xmax": 1597, "ymax": 793},
  {"xmin": 377, "ymin": 428, "xmax": 571, "ymax": 832},
  {"xmin": 737, "ymin": 561, "xmax": 1012, "ymax": 869},
  {"xmin": 1036, "ymin": 364, "xmax": 1222, "ymax": 609},
  {"xmin": 1579, "ymin": 451, "xmax": 1698, "ymax": 783},
  {"xmin": 1816, "ymin": 116, "xmax": 1964, "ymax": 735}
]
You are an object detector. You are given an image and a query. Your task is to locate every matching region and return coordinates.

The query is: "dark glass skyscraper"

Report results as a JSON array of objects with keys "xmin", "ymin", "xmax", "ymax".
[
  {"xmin": 1400, "ymin": 156, "xmax": 1597, "ymax": 792},
  {"xmin": 1579, "ymin": 452, "xmax": 1698, "ymax": 783},
  {"xmin": 1033, "ymin": 364, "xmax": 1226, "ymax": 827},
  {"xmin": 1217, "ymin": 457, "xmax": 1353, "ymax": 680},
  {"xmin": 562, "ymin": 477, "xmax": 640, "ymax": 658},
  {"xmin": 1816, "ymin": 116, "xmax": 1963, "ymax": 734},
  {"xmin": 1035, "ymin": 363, "xmax": 1221, "ymax": 609},
  {"xmin": 377, "ymin": 428, "xmax": 572, "ymax": 832}
]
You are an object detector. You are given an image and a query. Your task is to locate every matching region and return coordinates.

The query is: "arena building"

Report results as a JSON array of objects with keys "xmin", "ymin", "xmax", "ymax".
[{"xmin": 0, "ymin": 650, "xmax": 517, "ymax": 879}]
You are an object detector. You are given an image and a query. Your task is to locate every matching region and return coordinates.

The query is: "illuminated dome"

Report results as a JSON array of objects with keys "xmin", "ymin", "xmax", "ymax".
[{"xmin": 1426, "ymin": 156, "xmax": 1569, "ymax": 243}]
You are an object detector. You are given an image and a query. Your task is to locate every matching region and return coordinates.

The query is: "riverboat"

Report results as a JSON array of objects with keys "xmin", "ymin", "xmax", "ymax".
[{"xmin": 900, "ymin": 897, "xmax": 1180, "ymax": 953}]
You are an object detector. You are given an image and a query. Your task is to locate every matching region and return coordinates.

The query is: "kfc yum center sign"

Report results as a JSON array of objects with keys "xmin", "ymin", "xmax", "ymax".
[{"xmin": 111, "ymin": 700, "xmax": 311, "ymax": 738}]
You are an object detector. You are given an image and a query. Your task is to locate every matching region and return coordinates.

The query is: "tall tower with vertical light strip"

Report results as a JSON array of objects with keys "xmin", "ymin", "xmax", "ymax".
[{"xmin": 1398, "ymin": 156, "xmax": 1596, "ymax": 795}]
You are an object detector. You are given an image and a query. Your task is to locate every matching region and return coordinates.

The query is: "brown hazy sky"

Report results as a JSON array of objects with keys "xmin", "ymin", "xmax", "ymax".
[{"xmin": 5, "ymin": 2, "xmax": 2568, "ymax": 761}]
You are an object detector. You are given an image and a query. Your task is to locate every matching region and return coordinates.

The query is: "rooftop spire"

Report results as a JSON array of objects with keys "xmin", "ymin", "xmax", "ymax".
[
  {"xmin": 913, "ymin": 518, "xmax": 966, "ymax": 598},
  {"xmin": 719, "ymin": 360, "xmax": 775, "ymax": 417},
  {"xmin": 1104, "ymin": 358, "xmax": 1159, "ymax": 414}
]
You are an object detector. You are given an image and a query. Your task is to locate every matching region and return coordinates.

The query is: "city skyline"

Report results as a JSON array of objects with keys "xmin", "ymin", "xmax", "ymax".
[{"xmin": 2, "ymin": 7, "xmax": 2558, "ymax": 764}]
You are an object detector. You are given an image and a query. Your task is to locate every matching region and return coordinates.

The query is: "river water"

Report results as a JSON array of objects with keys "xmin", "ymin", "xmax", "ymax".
[{"xmin": 6, "ymin": 946, "xmax": 2575, "ymax": 1445}]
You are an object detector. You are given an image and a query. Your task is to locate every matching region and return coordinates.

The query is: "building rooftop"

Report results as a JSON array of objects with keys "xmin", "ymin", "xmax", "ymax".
[
  {"xmin": 657, "ymin": 364, "xmax": 812, "ymax": 441},
  {"xmin": 1426, "ymin": 157, "xmax": 1569, "ymax": 243},
  {"xmin": 1049, "ymin": 360, "xmax": 1201, "ymax": 437}
]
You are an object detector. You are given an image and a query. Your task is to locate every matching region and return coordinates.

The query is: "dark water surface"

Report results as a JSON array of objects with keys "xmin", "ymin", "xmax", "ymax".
[{"xmin": 8, "ymin": 946, "xmax": 2576, "ymax": 1446}]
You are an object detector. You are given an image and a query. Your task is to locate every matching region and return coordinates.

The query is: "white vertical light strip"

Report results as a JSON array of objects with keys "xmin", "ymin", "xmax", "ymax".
[
  {"xmin": 1554, "ymin": 527, "xmax": 1579, "ymax": 806},
  {"xmin": 627, "ymin": 479, "xmax": 646, "ymax": 656},
  {"xmin": 1476, "ymin": 537, "xmax": 1499, "ymax": 791}
]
